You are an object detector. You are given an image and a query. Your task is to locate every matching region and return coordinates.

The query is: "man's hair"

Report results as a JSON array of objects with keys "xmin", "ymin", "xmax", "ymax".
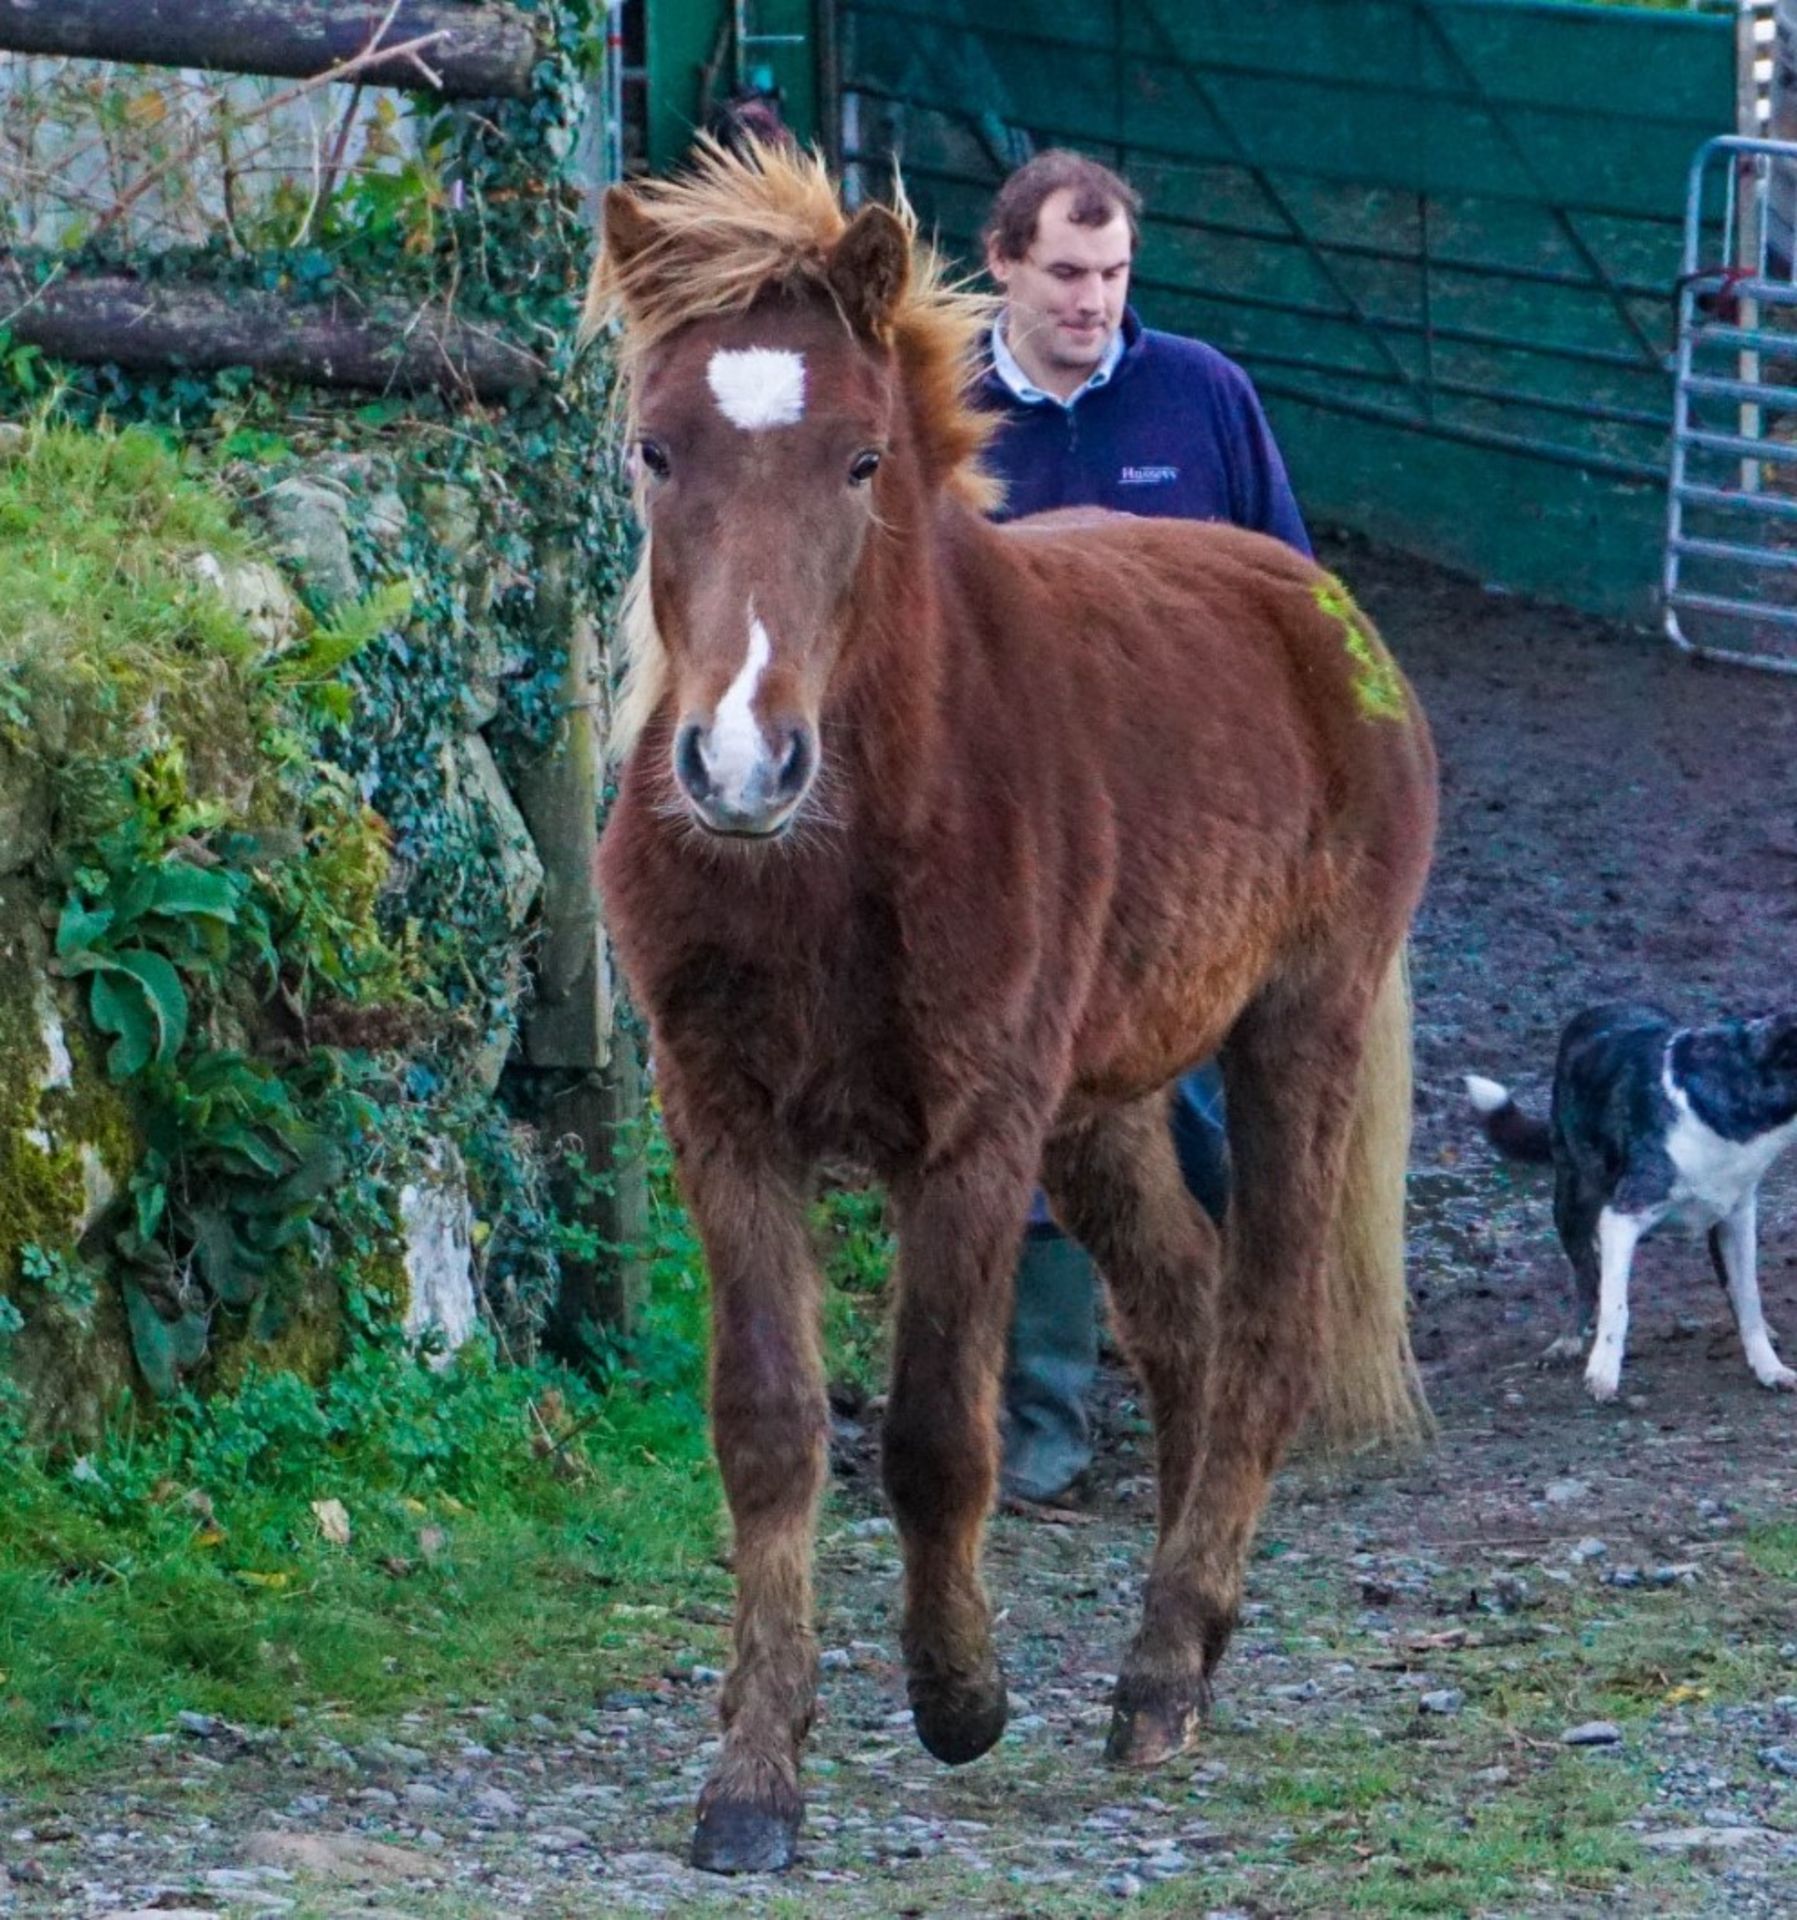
[{"xmin": 982, "ymin": 149, "xmax": 1141, "ymax": 262}]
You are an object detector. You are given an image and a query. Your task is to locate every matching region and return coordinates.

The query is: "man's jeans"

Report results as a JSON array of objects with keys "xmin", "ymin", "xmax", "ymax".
[
  {"xmin": 1002, "ymin": 1065, "xmax": 1228, "ymax": 1501},
  {"xmin": 1022, "ymin": 1064, "xmax": 1227, "ymax": 1230}
]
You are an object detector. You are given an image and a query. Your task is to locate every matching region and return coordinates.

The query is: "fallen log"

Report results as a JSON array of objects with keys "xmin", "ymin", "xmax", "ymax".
[
  {"xmin": 0, "ymin": 0, "xmax": 540, "ymax": 99},
  {"xmin": 0, "ymin": 263, "xmax": 545, "ymax": 401}
]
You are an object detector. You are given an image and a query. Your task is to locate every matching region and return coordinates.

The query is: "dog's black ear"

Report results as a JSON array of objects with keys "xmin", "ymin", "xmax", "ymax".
[{"xmin": 1763, "ymin": 1015, "xmax": 1797, "ymax": 1072}]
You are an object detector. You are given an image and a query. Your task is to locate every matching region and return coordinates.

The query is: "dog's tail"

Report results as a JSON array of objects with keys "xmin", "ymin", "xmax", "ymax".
[{"xmin": 1463, "ymin": 1074, "xmax": 1553, "ymax": 1164}]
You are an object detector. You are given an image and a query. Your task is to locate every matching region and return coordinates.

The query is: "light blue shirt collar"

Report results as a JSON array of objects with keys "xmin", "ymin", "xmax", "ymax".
[{"xmin": 990, "ymin": 315, "xmax": 1124, "ymax": 409}]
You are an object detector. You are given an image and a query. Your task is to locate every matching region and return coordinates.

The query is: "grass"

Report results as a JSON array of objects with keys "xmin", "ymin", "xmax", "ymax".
[
  {"xmin": 0, "ymin": 1144, "xmax": 903, "ymax": 1789},
  {"xmin": 0, "ymin": 1303, "xmax": 725, "ymax": 1784},
  {"xmin": 0, "ymin": 418, "xmax": 255, "ymax": 712}
]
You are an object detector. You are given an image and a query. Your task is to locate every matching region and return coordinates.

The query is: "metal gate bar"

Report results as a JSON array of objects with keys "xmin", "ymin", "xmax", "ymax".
[{"xmin": 1664, "ymin": 132, "xmax": 1797, "ymax": 673}]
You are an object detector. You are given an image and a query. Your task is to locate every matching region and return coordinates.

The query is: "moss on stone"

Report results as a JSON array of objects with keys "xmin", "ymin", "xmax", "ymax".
[{"xmin": 0, "ymin": 885, "xmax": 142, "ymax": 1441}]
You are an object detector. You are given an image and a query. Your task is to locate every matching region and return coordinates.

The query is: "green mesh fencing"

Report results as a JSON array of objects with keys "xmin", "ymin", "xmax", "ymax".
[{"xmin": 840, "ymin": 0, "xmax": 1735, "ymax": 619}]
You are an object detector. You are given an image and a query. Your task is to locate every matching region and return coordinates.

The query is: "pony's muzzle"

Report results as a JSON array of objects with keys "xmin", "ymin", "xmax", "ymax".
[{"xmin": 672, "ymin": 715, "xmax": 816, "ymax": 837}]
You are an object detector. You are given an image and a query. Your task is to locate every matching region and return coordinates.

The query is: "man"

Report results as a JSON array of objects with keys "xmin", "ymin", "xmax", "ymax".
[{"xmin": 975, "ymin": 149, "xmax": 1313, "ymax": 1505}]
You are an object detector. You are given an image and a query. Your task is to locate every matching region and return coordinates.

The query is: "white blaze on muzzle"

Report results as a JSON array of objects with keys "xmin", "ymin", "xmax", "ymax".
[
  {"xmin": 700, "ymin": 613, "xmax": 774, "ymax": 806},
  {"xmin": 706, "ymin": 347, "xmax": 806, "ymax": 430}
]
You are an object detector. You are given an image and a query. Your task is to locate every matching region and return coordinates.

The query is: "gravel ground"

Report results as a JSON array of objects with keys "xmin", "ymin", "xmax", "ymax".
[{"xmin": 4, "ymin": 538, "xmax": 1797, "ymax": 1917}]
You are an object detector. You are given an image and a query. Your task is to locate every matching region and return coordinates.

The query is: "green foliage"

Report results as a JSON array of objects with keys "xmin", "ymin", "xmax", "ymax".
[
  {"xmin": 0, "ymin": 420, "xmax": 253, "ymax": 709},
  {"xmin": 0, "ymin": 1330, "xmax": 721, "ymax": 1778},
  {"xmin": 817, "ymin": 1184, "xmax": 894, "ymax": 1401},
  {"xmin": 0, "ymin": 3, "xmax": 638, "ymax": 1425},
  {"xmin": 56, "ymin": 802, "xmax": 248, "ymax": 1079},
  {"xmin": 269, "ymin": 578, "xmax": 414, "ymax": 722},
  {"xmin": 17, "ymin": 1243, "xmax": 98, "ymax": 1321},
  {"xmin": 0, "ymin": 422, "xmax": 421, "ymax": 1399}
]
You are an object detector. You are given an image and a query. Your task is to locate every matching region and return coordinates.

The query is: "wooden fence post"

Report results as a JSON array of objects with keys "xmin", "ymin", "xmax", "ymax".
[{"xmin": 510, "ymin": 539, "xmax": 649, "ymax": 1356}]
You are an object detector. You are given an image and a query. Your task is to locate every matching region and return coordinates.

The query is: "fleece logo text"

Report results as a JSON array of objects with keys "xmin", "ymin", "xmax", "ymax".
[{"xmin": 1118, "ymin": 464, "xmax": 1179, "ymax": 486}]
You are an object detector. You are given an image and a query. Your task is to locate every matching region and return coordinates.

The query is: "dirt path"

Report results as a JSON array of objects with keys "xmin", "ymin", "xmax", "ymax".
[{"xmin": 5, "ymin": 540, "xmax": 1797, "ymax": 1918}]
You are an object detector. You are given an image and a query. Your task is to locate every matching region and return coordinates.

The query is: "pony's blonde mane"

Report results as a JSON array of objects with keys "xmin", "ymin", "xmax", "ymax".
[{"xmin": 585, "ymin": 140, "xmax": 1000, "ymax": 760}]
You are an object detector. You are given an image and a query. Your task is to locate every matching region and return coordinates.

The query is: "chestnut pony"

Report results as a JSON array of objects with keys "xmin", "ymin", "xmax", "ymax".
[{"xmin": 589, "ymin": 143, "xmax": 1437, "ymax": 1874}]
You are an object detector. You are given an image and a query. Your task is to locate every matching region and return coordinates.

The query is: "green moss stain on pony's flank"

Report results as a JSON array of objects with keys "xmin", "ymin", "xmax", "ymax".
[{"xmin": 1314, "ymin": 576, "xmax": 1408, "ymax": 723}]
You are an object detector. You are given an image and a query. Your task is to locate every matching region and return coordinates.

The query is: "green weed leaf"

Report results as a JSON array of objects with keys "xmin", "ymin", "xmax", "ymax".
[
  {"xmin": 89, "ymin": 969, "xmax": 156, "ymax": 1080},
  {"xmin": 149, "ymin": 865, "xmax": 240, "ymax": 924},
  {"xmin": 111, "ymin": 949, "xmax": 189, "ymax": 1064},
  {"xmin": 56, "ymin": 900, "xmax": 115, "ymax": 956}
]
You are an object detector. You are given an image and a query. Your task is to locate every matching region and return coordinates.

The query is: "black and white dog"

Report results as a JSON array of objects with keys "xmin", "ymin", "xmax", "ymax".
[{"xmin": 1465, "ymin": 1003, "xmax": 1797, "ymax": 1403}]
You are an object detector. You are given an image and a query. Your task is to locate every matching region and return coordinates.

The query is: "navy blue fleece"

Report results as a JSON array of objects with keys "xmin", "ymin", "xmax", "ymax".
[{"xmin": 975, "ymin": 308, "xmax": 1311, "ymax": 555}]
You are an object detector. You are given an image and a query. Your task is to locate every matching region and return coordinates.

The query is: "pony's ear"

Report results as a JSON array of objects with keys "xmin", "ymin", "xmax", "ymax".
[
  {"xmin": 601, "ymin": 186, "xmax": 661, "ymax": 311},
  {"xmin": 827, "ymin": 204, "xmax": 911, "ymax": 341}
]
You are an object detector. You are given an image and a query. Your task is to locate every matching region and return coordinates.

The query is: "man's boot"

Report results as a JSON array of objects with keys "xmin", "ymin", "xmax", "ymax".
[{"xmin": 1000, "ymin": 1228, "xmax": 1100, "ymax": 1504}]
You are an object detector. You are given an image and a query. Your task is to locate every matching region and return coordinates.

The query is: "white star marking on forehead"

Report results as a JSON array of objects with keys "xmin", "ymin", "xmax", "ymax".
[{"xmin": 706, "ymin": 348, "xmax": 807, "ymax": 430}]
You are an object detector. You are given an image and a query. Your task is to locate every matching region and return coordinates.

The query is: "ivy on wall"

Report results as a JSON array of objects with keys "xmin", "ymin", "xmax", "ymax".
[{"xmin": 0, "ymin": 0, "xmax": 637, "ymax": 1407}]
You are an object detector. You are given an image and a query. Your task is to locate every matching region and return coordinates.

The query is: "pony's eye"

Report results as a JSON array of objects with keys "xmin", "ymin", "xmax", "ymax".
[
  {"xmin": 848, "ymin": 448, "xmax": 882, "ymax": 487},
  {"xmin": 637, "ymin": 439, "xmax": 671, "ymax": 481}
]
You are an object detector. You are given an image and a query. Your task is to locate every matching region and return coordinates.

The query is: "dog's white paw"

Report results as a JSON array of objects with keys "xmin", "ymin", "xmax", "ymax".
[
  {"xmin": 1584, "ymin": 1361, "xmax": 1621, "ymax": 1404},
  {"xmin": 1539, "ymin": 1333, "xmax": 1586, "ymax": 1367},
  {"xmin": 1753, "ymin": 1361, "xmax": 1797, "ymax": 1392}
]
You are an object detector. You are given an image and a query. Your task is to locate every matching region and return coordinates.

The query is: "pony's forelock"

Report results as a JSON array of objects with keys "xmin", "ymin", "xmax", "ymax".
[{"xmin": 586, "ymin": 138, "xmax": 1000, "ymax": 510}]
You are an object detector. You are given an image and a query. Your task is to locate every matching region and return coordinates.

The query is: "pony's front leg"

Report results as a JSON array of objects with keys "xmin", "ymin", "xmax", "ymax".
[
  {"xmin": 679, "ymin": 1144, "xmax": 828, "ymax": 1875},
  {"xmin": 884, "ymin": 1134, "xmax": 1039, "ymax": 1766}
]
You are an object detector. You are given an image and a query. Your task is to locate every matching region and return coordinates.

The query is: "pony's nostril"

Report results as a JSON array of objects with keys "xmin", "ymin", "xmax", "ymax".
[
  {"xmin": 674, "ymin": 721, "xmax": 711, "ymax": 801},
  {"xmin": 774, "ymin": 727, "xmax": 814, "ymax": 799}
]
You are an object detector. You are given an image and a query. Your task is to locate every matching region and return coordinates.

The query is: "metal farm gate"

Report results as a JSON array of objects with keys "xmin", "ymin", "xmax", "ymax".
[{"xmin": 837, "ymin": 0, "xmax": 1737, "ymax": 622}]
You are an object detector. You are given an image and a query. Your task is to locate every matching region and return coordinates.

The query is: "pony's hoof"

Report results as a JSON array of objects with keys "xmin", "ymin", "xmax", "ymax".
[
  {"xmin": 1104, "ymin": 1680, "xmax": 1207, "ymax": 1768},
  {"xmin": 690, "ymin": 1797, "xmax": 800, "ymax": 1875},
  {"xmin": 909, "ymin": 1658, "xmax": 1008, "ymax": 1765}
]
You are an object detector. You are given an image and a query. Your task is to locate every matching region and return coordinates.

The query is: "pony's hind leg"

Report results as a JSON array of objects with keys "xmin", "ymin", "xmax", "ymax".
[
  {"xmin": 884, "ymin": 1129, "xmax": 1041, "ymax": 1766},
  {"xmin": 1105, "ymin": 966, "xmax": 1392, "ymax": 1766},
  {"xmin": 1041, "ymin": 1093, "xmax": 1220, "ymax": 1539},
  {"xmin": 673, "ymin": 1135, "xmax": 829, "ymax": 1874},
  {"xmin": 1040, "ymin": 1094, "xmax": 1223, "ymax": 1757}
]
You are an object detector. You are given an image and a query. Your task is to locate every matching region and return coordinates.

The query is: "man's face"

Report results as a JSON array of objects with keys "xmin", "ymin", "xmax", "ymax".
[{"xmin": 987, "ymin": 188, "xmax": 1133, "ymax": 387}]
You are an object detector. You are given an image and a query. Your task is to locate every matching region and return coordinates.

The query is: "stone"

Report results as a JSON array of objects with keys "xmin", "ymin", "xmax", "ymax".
[
  {"xmin": 1543, "ymin": 1478, "xmax": 1590, "ymax": 1505},
  {"xmin": 450, "ymin": 734, "xmax": 544, "ymax": 930},
  {"xmin": 0, "ymin": 740, "xmax": 50, "ymax": 876},
  {"xmin": 420, "ymin": 482, "xmax": 482, "ymax": 557},
  {"xmin": 1759, "ymin": 1745, "xmax": 1797, "ymax": 1778},
  {"xmin": 1561, "ymin": 1721, "xmax": 1621, "ymax": 1746},
  {"xmin": 262, "ymin": 480, "xmax": 359, "ymax": 607},
  {"xmin": 1640, "ymin": 1826, "xmax": 1775, "ymax": 1852},
  {"xmin": 190, "ymin": 553, "xmax": 300, "ymax": 649},
  {"xmin": 242, "ymin": 1831, "xmax": 436, "ymax": 1884},
  {"xmin": 1569, "ymin": 1537, "xmax": 1607, "ymax": 1563},
  {"xmin": 315, "ymin": 453, "xmax": 407, "ymax": 547},
  {"xmin": 1419, "ymin": 1689, "xmax": 1464, "ymax": 1716},
  {"xmin": 99, "ymin": 1912, "xmax": 220, "ymax": 1919},
  {"xmin": 1486, "ymin": 1572, "xmax": 1531, "ymax": 1612},
  {"xmin": 397, "ymin": 1140, "xmax": 479, "ymax": 1361}
]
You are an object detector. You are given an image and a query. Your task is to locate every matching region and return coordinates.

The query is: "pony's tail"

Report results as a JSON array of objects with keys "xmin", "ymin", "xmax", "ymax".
[{"xmin": 1314, "ymin": 948, "xmax": 1433, "ymax": 1451}]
